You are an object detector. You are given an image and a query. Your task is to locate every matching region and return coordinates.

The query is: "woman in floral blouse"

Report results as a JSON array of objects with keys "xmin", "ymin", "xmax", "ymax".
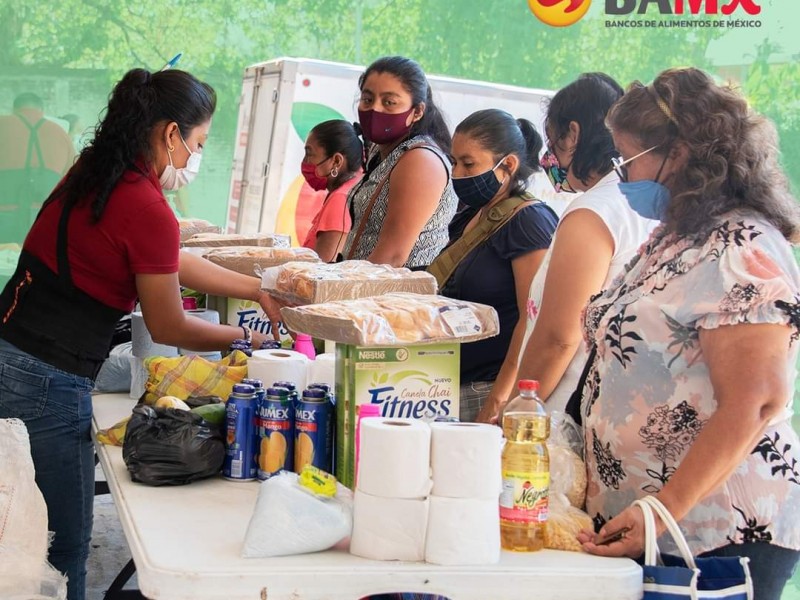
[{"xmin": 576, "ymin": 67, "xmax": 800, "ymax": 600}]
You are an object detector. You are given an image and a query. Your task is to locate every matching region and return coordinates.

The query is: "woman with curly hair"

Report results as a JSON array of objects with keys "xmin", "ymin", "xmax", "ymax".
[
  {"xmin": 577, "ymin": 67, "xmax": 800, "ymax": 600},
  {"xmin": 0, "ymin": 68, "xmax": 274, "ymax": 600}
]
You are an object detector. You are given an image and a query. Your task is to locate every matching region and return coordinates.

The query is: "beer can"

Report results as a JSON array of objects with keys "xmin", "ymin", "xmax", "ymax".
[
  {"xmin": 222, "ymin": 383, "xmax": 257, "ymax": 481},
  {"xmin": 255, "ymin": 386, "xmax": 294, "ymax": 480},
  {"xmin": 294, "ymin": 387, "xmax": 334, "ymax": 473}
]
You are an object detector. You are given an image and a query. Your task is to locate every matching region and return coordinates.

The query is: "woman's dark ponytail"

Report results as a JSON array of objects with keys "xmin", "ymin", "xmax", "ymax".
[
  {"xmin": 44, "ymin": 68, "xmax": 216, "ymax": 221},
  {"xmin": 517, "ymin": 118, "xmax": 544, "ymax": 174}
]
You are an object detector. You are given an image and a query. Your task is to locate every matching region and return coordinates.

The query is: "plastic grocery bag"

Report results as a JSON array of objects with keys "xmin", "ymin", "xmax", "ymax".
[
  {"xmin": 548, "ymin": 410, "xmax": 587, "ymax": 508},
  {"xmin": 122, "ymin": 405, "xmax": 225, "ymax": 486},
  {"xmin": 242, "ymin": 471, "xmax": 353, "ymax": 558},
  {"xmin": 544, "ymin": 492, "xmax": 594, "ymax": 552},
  {"xmin": 94, "ymin": 342, "xmax": 134, "ymax": 393},
  {"xmin": 0, "ymin": 419, "xmax": 68, "ymax": 599}
]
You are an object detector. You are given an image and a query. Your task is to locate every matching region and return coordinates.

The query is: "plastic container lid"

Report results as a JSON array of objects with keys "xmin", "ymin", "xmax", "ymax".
[
  {"xmin": 518, "ymin": 379, "xmax": 540, "ymax": 392},
  {"xmin": 301, "ymin": 388, "xmax": 327, "ymax": 401},
  {"xmin": 273, "ymin": 381, "xmax": 297, "ymax": 391},
  {"xmin": 266, "ymin": 386, "xmax": 291, "ymax": 398},
  {"xmin": 308, "ymin": 382, "xmax": 331, "ymax": 393},
  {"xmin": 241, "ymin": 378, "xmax": 263, "ymax": 388},
  {"xmin": 231, "ymin": 384, "xmax": 256, "ymax": 395}
]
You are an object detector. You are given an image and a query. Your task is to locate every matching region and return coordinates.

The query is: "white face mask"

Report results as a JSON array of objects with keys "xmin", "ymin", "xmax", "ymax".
[{"xmin": 159, "ymin": 134, "xmax": 202, "ymax": 191}]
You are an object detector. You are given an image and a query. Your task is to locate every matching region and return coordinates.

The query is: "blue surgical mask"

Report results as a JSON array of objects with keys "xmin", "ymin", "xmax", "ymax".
[
  {"xmin": 618, "ymin": 180, "xmax": 671, "ymax": 221},
  {"xmin": 452, "ymin": 158, "xmax": 507, "ymax": 209}
]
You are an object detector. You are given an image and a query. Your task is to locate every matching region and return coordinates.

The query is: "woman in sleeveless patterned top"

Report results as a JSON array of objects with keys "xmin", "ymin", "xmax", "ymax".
[{"xmin": 342, "ymin": 56, "xmax": 457, "ymax": 268}]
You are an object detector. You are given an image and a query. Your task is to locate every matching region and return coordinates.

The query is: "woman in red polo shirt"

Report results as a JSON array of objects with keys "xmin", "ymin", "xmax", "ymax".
[{"xmin": 0, "ymin": 68, "xmax": 269, "ymax": 600}]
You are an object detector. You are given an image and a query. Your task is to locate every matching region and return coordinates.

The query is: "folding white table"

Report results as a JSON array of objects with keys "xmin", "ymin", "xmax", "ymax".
[{"xmin": 92, "ymin": 393, "xmax": 643, "ymax": 600}]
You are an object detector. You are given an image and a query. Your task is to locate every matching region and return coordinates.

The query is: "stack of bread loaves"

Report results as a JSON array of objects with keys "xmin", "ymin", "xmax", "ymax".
[{"xmin": 349, "ymin": 418, "xmax": 503, "ymax": 565}]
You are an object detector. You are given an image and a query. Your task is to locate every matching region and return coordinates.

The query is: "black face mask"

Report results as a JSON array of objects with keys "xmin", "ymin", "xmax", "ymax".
[{"xmin": 452, "ymin": 159, "xmax": 506, "ymax": 208}]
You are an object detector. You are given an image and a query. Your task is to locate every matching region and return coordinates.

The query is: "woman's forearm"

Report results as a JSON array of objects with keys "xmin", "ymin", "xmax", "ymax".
[
  {"xmin": 178, "ymin": 251, "xmax": 261, "ymax": 300},
  {"xmin": 517, "ymin": 326, "xmax": 582, "ymax": 402}
]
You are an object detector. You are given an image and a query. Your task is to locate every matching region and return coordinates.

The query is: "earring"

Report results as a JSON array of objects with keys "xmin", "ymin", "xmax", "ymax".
[
  {"xmin": 330, "ymin": 166, "xmax": 339, "ymax": 178},
  {"xmin": 167, "ymin": 145, "xmax": 175, "ymax": 152}
]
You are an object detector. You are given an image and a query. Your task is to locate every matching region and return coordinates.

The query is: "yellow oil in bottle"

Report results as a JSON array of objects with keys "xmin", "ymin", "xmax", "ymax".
[{"xmin": 499, "ymin": 380, "xmax": 550, "ymax": 552}]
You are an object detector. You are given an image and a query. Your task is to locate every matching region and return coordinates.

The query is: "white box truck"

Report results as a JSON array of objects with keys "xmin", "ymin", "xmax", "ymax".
[{"xmin": 226, "ymin": 57, "xmax": 567, "ymax": 243}]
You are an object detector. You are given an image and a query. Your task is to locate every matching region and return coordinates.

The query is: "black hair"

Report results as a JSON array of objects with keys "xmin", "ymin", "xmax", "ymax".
[
  {"xmin": 44, "ymin": 68, "xmax": 216, "ymax": 221},
  {"xmin": 13, "ymin": 92, "xmax": 44, "ymax": 111},
  {"xmin": 359, "ymin": 56, "xmax": 451, "ymax": 154},
  {"xmin": 309, "ymin": 119, "xmax": 364, "ymax": 183},
  {"xmin": 545, "ymin": 72, "xmax": 624, "ymax": 185},
  {"xmin": 455, "ymin": 109, "xmax": 543, "ymax": 197}
]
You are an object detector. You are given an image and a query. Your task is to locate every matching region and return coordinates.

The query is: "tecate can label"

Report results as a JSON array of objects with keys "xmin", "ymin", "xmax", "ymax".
[
  {"xmin": 255, "ymin": 397, "xmax": 294, "ymax": 480},
  {"xmin": 294, "ymin": 398, "xmax": 333, "ymax": 474},
  {"xmin": 223, "ymin": 397, "xmax": 256, "ymax": 481}
]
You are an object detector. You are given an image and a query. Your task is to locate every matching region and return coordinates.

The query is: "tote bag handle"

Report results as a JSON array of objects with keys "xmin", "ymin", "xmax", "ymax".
[{"xmin": 633, "ymin": 496, "xmax": 697, "ymax": 569}]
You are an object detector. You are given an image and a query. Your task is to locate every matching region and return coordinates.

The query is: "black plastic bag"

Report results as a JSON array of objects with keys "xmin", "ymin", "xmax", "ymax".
[{"xmin": 122, "ymin": 405, "xmax": 225, "ymax": 486}]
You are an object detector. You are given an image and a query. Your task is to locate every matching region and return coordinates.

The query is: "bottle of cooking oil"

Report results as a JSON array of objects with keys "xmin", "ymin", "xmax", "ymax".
[{"xmin": 499, "ymin": 379, "xmax": 550, "ymax": 552}]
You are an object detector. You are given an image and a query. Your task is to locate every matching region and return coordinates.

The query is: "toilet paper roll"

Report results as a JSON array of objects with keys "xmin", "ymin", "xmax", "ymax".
[
  {"xmin": 129, "ymin": 356, "xmax": 148, "ymax": 400},
  {"xmin": 248, "ymin": 348, "xmax": 309, "ymax": 390},
  {"xmin": 357, "ymin": 418, "xmax": 432, "ymax": 499},
  {"xmin": 131, "ymin": 312, "xmax": 179, "ymax": 358},
  {"xmin": 307, "ymin": 353, "xmax": 335, "ymax": 390},
  {"xmin": 424, "ymin": 496, "xmax": 500, "ymax": 566},
  {"xmin": 350, "ymin": 490, "xmax": 429, "ymax": 561},
  {"xmin": 430, "ymin": 422, "xmax": 503, "ymax": 499},
  {"xmin": 178, "ymin": 309, "xmax": 222, "ymax": 359}
]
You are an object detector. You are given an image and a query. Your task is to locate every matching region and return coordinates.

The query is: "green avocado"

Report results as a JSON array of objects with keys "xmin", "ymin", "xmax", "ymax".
[{"xmin": 190, "ymin": 402, "xmax": 226, "ymax": 426}]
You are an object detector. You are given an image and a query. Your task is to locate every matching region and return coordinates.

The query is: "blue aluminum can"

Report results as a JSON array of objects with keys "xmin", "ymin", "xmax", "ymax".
[
  {"xmin": 223, "ymin": 383, "xmax": 257, "ymax": 481},
  {"xmin": 255, "ymin": 386, "xmax": 294, "ymax": 480},
  {"xmin": 242, "ymin": 378, "xmax": 265, "ymax": 404},
  {"xmin": 272, "ymin": 380, "xmax": 299, "ymax": 404},
  {"xmin": 294, "ymin": 387, "xmax": 334, "ymax": 473}
]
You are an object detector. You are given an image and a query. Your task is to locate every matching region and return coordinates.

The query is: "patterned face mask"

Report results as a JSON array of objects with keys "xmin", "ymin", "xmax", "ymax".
[{"xmin": 539, "ymin": 148, "xmax": 575, "ymax": 194}]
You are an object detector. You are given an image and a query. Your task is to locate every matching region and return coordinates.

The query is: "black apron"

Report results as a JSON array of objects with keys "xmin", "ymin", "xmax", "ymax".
[{"xmin": 0, "ymin": 199, "xmax": 126, "ymax": 379}]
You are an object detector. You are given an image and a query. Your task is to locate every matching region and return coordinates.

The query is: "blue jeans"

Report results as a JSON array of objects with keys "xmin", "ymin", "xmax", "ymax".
[
  {"xmin": 0, "ymin": 338, "xmax": 95, "ymax": 600},
  {"xmin": 699, "ymin": 542, "xmax": 800, "ymax": 600}
]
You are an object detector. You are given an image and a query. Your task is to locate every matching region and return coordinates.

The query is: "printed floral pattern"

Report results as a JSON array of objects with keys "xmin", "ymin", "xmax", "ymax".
[
  {"xmin": 581, "ymin": 211, "xmax": 800, "ymax": 555},
  {"xmin": 592, "ymin": 428, "xmax": 626, "ymax": 490}
]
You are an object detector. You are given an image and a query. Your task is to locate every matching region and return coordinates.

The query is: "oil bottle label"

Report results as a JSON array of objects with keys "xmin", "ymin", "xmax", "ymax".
[{"xmin": 499, "ymin": 470, "xmax": 549, "ymax": 523}]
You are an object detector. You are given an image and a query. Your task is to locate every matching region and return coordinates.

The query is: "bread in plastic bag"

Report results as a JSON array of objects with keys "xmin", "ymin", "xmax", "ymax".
[
  {"xmin": 544, "ymin": 493, "xmax": 593, "ymax": 552},
  {"xmin": 181, "ymin": 232, "xmax": 291, "ymax": 248},
  {"xmin": 242, "ymin": 471, "xmax": 353, "ymax": 557},
  {"xmin": 280, "ymin": 292, "xmax": 500, "ymax": 345},
  {"xmin": 178, "ymin": 218, "xmax": 221, "ymax": 242},
  {"xmin": 202, "ymin": 246, "xmax": 320, "ymax": 276},
  {"xmin": 0, "ymin": 419, "xmax": 68, "ymax": 599},
  {"xmin": 548, "ymin": 410, "xmax": 587, "ymax": 509},
  {"xmin": 263, "ymin": 260, "xmax": 437, "ymax": 305}
]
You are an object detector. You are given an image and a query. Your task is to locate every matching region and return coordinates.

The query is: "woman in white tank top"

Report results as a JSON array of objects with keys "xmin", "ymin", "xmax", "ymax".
[{"xmin": 477, "ymin": 73, "xmax": 658, "ymax": 421}]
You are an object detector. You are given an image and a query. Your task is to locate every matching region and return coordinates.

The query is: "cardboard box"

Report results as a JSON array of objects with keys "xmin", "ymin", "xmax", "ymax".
[{"xmin": 335, "ymin": 343, "xmax": 460, "ymax": 488}]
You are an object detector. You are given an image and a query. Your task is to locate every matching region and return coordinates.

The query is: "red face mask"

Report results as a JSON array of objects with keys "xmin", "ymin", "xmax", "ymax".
[
  {"xmin": 301, "ymin": 159, "xmax": 329, "ymax": 191},
  {"xmin": 358, "ymin": 107, "xmax": 415, "ymax": 145}
]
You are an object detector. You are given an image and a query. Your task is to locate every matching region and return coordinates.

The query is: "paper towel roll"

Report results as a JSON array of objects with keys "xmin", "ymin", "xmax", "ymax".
[
  {"xmin": 307, "ymin": 353, "xmax": 335, "ymax": 390},
  {"xmin": 131, "ymin": 312, "xmax": 179, "ymax": 358},
  {"xmin": 430, "ymin": 422, "xmax": 503, "ymax": 499},
  {"xmin": 357, "ymin": 418, "xmax": 431, "ymax": 499},
  {"xmin": 178, "ymin": 309, "xmax": 222, "ymax": 360},
  {"xmin": 350, "ymin": 490, "xmax": 429, "ymax": 561},
  {"xmin": 248, "ymin": 349, "xmax": 309, "ymax": 389},
  {"xmin": 424, "ymin": 496, "xmax": 500, "ymax": 565}
]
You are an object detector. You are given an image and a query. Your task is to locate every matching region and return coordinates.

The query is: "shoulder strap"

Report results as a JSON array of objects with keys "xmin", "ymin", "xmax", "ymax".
[
  {"xmin": 427, "ymin": 193, "xmax": 535, "ymax": 290},
  {"xmin": 346, "ymin": 140, "xmax": 439, "ymax": 260},
  {"xmin": 15, "ymin": 114, "xmax": 47, "ymax": 171}
]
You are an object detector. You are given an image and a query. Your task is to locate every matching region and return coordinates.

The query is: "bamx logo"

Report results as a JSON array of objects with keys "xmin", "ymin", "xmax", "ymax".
[
  {"xmin": 606, "ymin": 0, "xmax": 761, "ymax": 14},
  {"xmin": 528, "ymin": 0, "xmax": 592, "ymax": 27}
]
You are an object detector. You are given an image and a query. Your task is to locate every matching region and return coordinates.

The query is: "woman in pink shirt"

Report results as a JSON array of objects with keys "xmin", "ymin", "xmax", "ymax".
[{"xmin": 301, "ymin": 120, "xmax": 362, "ymax": 262}]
